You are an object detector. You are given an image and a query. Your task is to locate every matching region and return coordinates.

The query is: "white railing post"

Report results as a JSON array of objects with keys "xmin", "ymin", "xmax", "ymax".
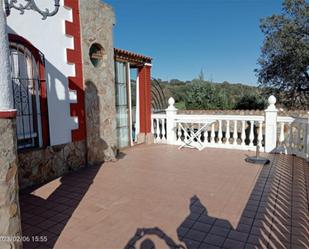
[
  {"xmin": 305, "ymin": 112, "xmax": 309, "ymax": 162},
  {"xmin": 264, "ymin": 95, "xmax": 278, "ymax": 153},
  {"xmin": 165, "ymin": 97, "xmax": 177, "ymax": 145}
]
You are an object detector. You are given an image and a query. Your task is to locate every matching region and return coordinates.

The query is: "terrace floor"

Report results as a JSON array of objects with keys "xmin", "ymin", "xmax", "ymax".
[{"xmin": 20, "ymin": 145, "xmax": 309, "ymax": 249}]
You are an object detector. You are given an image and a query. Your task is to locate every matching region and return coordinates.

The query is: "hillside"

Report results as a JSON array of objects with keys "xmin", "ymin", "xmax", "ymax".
[{"xmin": 152, "ymin": 79, "xmax": 264, "ymax": 110}]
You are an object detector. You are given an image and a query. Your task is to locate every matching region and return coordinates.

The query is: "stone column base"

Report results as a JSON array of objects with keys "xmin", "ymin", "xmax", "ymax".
[
  {"xmin": 145, "ymin": 133, "xmax": 154, "ymax": 144},
  {"xmin": 136, "ymin": 133, "xmax": 145, "ymax": 144},
  {"xmin": 0, "ymin": 118, "xmax": 22, "ymax": 249},
  {"xmin": 136, "ymin": 133, "xmax": 154, "ymax": 145}
]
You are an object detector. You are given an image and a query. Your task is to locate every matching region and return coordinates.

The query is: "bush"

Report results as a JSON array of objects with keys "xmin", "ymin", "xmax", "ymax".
[
  {"xmin": 184, "ymin": 81, "xmax": 230, "ymax": 110},
  {"xmin": 234, "ymin": 94, "xmax": 266, "ymax": 110}
]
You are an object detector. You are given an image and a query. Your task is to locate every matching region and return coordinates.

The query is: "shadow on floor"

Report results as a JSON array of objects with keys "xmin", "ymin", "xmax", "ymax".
[
  {"xmin": 124, "ymin": 155, "xmax": 309, "ymax": 249},
  {"xmin": 20, "ymin": 165, "xmax": 100, "ymax": 249}
]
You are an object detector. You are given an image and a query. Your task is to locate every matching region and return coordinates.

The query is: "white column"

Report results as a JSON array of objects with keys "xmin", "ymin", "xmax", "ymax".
[
  {"xmin": 165, "ymin": 97, "xmax": 177, "ymax": 145},
  {"xmin": 126, "ymin": 62, "xmax": 134, "ymax": 146},
  {"xmin": 264, "ymin": 95, "xmax": 278, "ymax": 153},
  {"xmin": 135, "ymin": 74, "xmax": 140, "ymax": 141},
  {"xmin": 0, "ymin": 2, "xmax": 14, "ymax": 111}
]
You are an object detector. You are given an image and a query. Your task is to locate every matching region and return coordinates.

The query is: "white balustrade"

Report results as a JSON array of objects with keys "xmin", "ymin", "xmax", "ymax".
[
  {"xmin": 277, "ymin": 116, "xmax": 308, "ymax": 159},
  {"xmin": 226, "ymin": 120, "xmax": 230, "ymax": 144},
  {"xmin": 258, "ymin": 121, "xmax": 263, "ymax": 148},
  {"xmin": 151, "ymin": 96, "xmax": 309, "ymax": 161},
  {"xmin": 233, "ymin": 120, "xmax": 238, "ymax": 145},
  {"xmin": 210, "ymin": 123, "xmax": 215, "ymax": 144},
  {"xmin": 151, "ymin": 114, "xmax": 167, "ymax": 144},
  {"xmin": 241, "ymin": 120, "xmax": 246, "ymax": 147},
  {"xmin": 218, "ymin": 120, "xmax": 223, "ymax": 144},
  {"xmin": 249, "ymin": 121, "xmax": 254, "ymax": 147}
]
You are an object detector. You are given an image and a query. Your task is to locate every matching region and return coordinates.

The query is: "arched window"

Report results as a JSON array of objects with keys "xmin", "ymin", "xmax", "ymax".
[{"xmin": 9, "ymin": 34, "xmax": 49, "ymax": 149}]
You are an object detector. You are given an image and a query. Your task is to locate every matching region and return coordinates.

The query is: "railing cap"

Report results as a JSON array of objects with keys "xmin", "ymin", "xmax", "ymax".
[
  {"xmin": 265, "ymin": 95, "xmax": 278, "ymax": 112},
  {"xmin": 166, "ymin": 97, "xmax": 177, "ymax": 112}
]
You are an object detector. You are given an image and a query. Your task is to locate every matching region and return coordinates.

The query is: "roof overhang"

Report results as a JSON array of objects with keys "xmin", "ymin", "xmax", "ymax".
[{"xmin": 114, "ymin": 48, "xmax": 152, "ymax": 67}]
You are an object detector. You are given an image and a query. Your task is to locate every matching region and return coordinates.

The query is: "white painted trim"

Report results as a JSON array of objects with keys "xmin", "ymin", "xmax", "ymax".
[
  {"xmin": 135, "ymin": 74, "xmax": 140, "ymax": 140},
  {"xmin": 144, "ymin": 63, "xmax": 152, "ymax": 67},
  {"xmin": 126, "ymin": 62, "xmax": 134, "ymax": 146},
  {"xmin": 70, "ymin": 116, "xmax": 79, "ymax": 130},
  {"xmin": 69, "ymin": 90, "xmax": 77, "ymax": 103},
  {"xmin": 0, "ymin": 109, "xmax": 16, "ymax": 112}
]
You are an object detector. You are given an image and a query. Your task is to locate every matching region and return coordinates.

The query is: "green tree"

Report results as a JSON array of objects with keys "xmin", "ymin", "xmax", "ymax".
[
  {"xmin": 235, "ymin": 94, "xmax": 266, "ymax": 110},
  {"xmin": 198, "ymin": 69, "xmax": 205, "ymax": 81},
  {"xmin": 256, "ymin": 0, "xmax": 309, "ymax": 109},
  {"xmin": 184, "ymin": 81, "xmax": 228, "ymax": 110}
]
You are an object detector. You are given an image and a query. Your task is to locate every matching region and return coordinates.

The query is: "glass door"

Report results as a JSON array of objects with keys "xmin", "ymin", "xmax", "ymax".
[
  {"xmin": 130, "ymin": 68, "xmax": 137, "ymax": 143},
  {"xmin": 115, "ymin": 62, "xmax": 130, "ymax": 148}
]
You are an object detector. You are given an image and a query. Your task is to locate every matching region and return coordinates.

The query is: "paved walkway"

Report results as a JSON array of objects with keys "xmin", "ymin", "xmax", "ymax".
[{"xmin": 19, "ymin": 145, "xmax": 309, "ymax": 249}]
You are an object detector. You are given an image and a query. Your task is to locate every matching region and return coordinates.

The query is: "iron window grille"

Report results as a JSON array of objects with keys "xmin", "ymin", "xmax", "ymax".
[{"xmin": 9, "ymin": 42, "xmax": 47, "ymax": 150}]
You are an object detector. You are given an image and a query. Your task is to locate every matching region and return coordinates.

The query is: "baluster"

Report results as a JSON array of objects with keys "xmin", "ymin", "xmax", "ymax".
[
  {"xmin": 226, "ymin": 120, "xmax": 230, "ymax": 144},
  {"xmin": 177, "ymin": 122, "xmax": 181, "ymax": 142},
  {"xmin": 210, "ymin": 123, "xmax": 215, "ymax": 144},
  {"xmin": 296, "ymin": 124, "xmax": 301, "ymax": 152},
  {"xmin": 258, "ymin": 121, "xmax": 263, "ymax": 148},
  {"xmin": 218, "ymin": 120, "xmax": 223, "ymax": 144},
  {"xmin": 157, "ymin": 118, "xmax": 162, "ymax": 143},
  {"xmin": 161, "ymin": 118, "xmax": 166, "ymax": 143},
  {"xmin": 241, "ymin": 120, "xmax": 246, "ymax": 147},
  {"xmin": 299, "ymin": 124, "xmax": 305, "ymax": 154},
  {"xmin": 233, "ymin": 120, "xmax": 238, "ymax": 145},
  {"xmin": 204, "ymin": 123, "xmax": 209, "ymax": 144},
  {"xmin": 154, "ymin": 118, "xmax": 159, "ymax": 143},
  {"xmin": 151, "ymin": 118, "xmax": 154, "ymax": 134},
  {"xmin": 288, "ymin": 124, "xmax": 293, "ymax": 153},
  {"xmin": 183, "ymin": 123, "xmax": 188, "ymax": 144},
  {"xmin": 151, "ymin": 118, "xmax": 155, "ymax": 142},
  {"xmin": 249, "ymin": 121, "xmax": 254, "ymax": 147},
  {"xmin": 279, "ymin": 122, "xmax": 285, "ymax": 149},
  {"xmin": 198, "ymin": 123, "xmax": 202, "ymax": 142}
]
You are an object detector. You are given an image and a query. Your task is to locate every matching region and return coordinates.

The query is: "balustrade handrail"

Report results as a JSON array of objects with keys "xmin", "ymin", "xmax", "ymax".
[
  {"xmin": 277, "ymin": 116, "xmax": 307, "ymax": 124},
  {"xmin": 151, "ymin": 96, "xmax": 309, "ymax": 161},
  {"xmin": 174, "ymin": 114, "xmax": 265, "ymax": 122},
  {"xmin": 152, "ymin": 113, "xmax": 167, "ymax": 119}
]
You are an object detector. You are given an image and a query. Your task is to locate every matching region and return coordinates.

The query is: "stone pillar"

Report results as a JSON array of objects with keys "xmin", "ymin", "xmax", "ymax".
[
  {"xmin": 165, "ymin": 97, "xmax": 178, "ymax": 145},
  {"xmin": 79, "ymin": 0, "xmax": 117, "ymax": 164},
  {"xmin": 0, "ymin": 3, "xmax": 22, "ymax": 248},
  {"xmin": 0, "ymin": 117, "xmax": 22, "ymax": 249},
  {"xmin": 0, "ymin": 1, "xmax": 14, "ymax": 111},
  {"xmin": 264, "ymin": 95, "xmax": 278, "ymax": 153}
]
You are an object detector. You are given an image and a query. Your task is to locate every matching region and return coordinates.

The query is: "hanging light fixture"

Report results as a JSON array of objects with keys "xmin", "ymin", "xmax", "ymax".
[{"xmin": 4, "ymin": 0, "xmax": 60, "ymax": 19}]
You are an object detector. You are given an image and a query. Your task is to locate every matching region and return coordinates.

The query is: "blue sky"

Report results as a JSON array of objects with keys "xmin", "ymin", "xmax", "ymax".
[{"xmin": 104, "ymin": 0, "xmax": 283, "ymax": 85}]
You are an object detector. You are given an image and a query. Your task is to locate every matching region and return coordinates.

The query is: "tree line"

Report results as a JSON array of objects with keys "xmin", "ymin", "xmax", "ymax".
[{"xmin": 153, "ymin": 78, "xmax": 267, "ymax": 110}]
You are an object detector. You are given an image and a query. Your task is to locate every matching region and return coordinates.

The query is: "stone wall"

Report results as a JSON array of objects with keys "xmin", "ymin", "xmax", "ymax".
[
  {"xmin": 79, "ymin": 0, "xmax": 117, "ymax": 165},
  {"xmin": 0, "ymin": 118, "xmax": 21, "ymax": 249},
  {"xmin": 18, "ymin": 141, "xmax": 86, "ymax": 189}
]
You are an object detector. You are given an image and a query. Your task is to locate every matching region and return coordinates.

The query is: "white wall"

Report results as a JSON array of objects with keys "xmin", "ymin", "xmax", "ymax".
[{"xmin": 7, "ymin": 0, "xmax": 77, "ymax": 146}]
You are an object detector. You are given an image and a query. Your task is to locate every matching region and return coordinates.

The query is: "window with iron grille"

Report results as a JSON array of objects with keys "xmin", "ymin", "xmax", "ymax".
[{"xmin": 9, "ymin": 35, "xmax": 49, "ymax": 150}]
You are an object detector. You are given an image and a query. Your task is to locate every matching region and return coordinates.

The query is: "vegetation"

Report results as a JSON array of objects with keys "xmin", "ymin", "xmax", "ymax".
[
  {"xmin": 153, "ymin": 78, "xmax": 266, "ymax": 110},
  {"xmin": 256, "ymin": 0, "xmax": 309, "ymax": 109}
]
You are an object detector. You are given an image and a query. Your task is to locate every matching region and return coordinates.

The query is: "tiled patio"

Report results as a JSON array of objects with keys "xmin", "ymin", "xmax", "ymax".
[{"xmin": 19, "ymin": 145, "xmax": 309, "ymax": 249}]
